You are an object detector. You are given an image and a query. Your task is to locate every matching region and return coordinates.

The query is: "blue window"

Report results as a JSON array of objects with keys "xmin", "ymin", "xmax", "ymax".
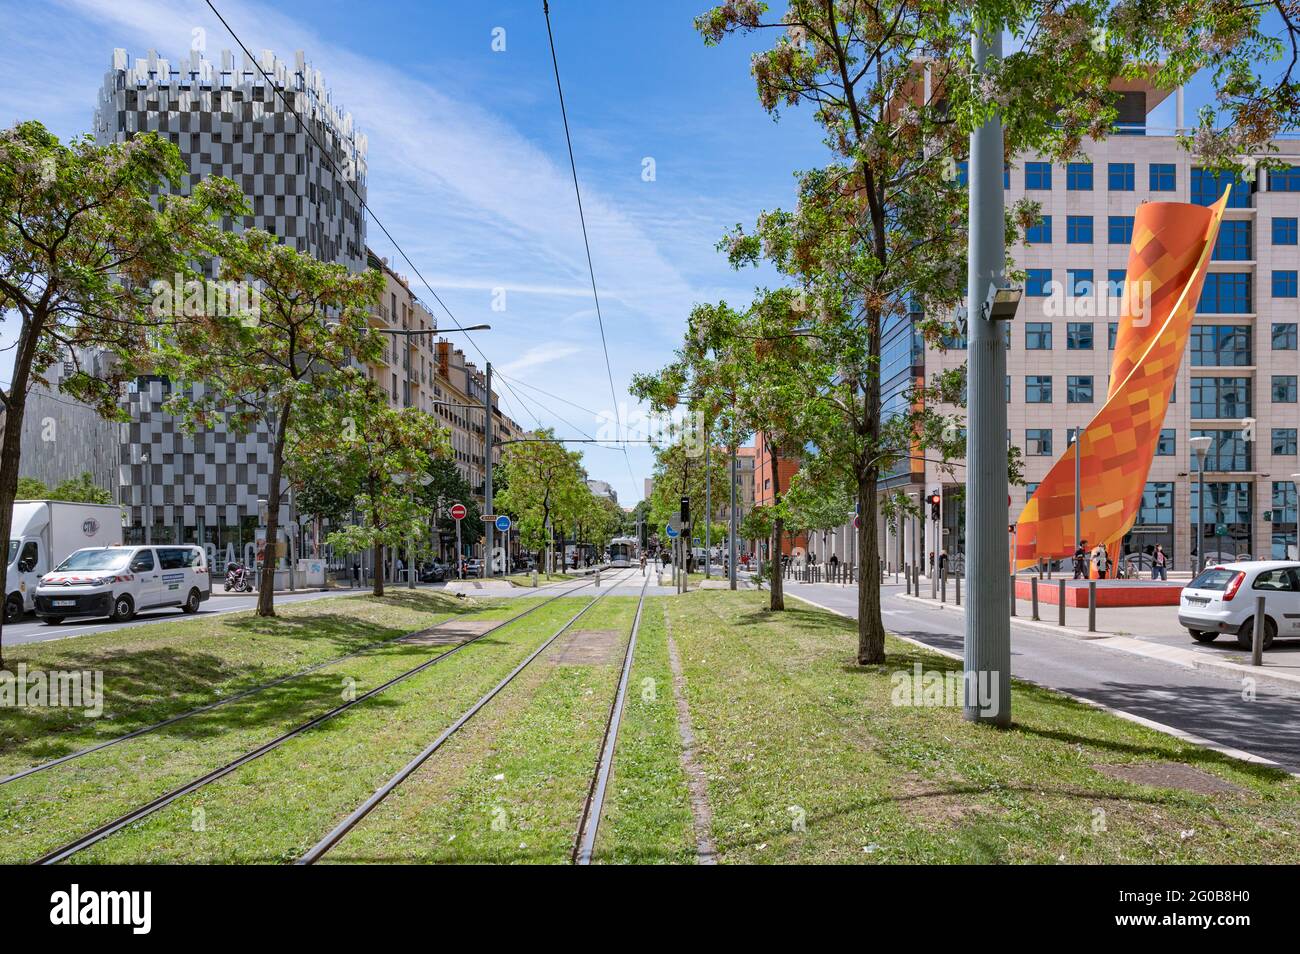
[
  {"xmin": 1156, "ymin": 430, "xmax": 1176, "ymax": 456},
  {"xmin": 1067, "ymin": 322, "xmax": 1094, "ymax": 350},
  {"xmin": 1108, "ymin": 322, "xmax": 1119, "ymax": 349},
  {"xmin": 1191, "ymin": 377, "xmax": 1251, "ymax": 418},
  {"xmin": 1025, "ymin": 215, "xmax": 1052, "ymax": 244},
  {"xmin": 1273, "ymin": 375, "xmax": 1298, "ymax": 402},
  {"xmin": 1271, "ymin": 165, "xmax": 1300, "ymax": 191},
  {"xmin": 1067, "ymin": 375, "xmax": 1094, "ymax": 403},
  {"xmin": 1274, "ymin": 323, "xmax": 1298, "ymax": 349},
  {"xmin": 1213, "ymin": 220, "xmax": 1251, "ymax": 261},
  {"xmin": 1273, "ymin": 270, "xmax": 1298, "ymax": 298},
  {"xmin": 1068, "ymin": 268, "xmax": 1094, "ymax": 296},
  {"xmin": 1191, "ymin": 168, "xmax": 1251, "ymax": 207},
  {"xmin": 1067, "ymin": 162, "xmax": 1094, "ymax": 190},
  {"xmin": 1198, "ymin": 273, "xmax": 1252, "ymax": 313},
  {"xmin": 1108, "ymin": 215, "xmax": 1134, "ymax": 244},
  {"xmin": 1108, "ymin": 162, "xmax": 1134, "ymax": 191},
  {"xmin": 1025, "ymin": 162, "xmax": 1052, "ymax": 189},
  {"xmin": 1025, "ymin": 429, "xmax": 1053, "ymax": 455},
  {"xmin": 1026, "ymin": 376, "xmax": 1053, "ymax": 403},
  {"xmin": 1274, "ymin": 217, "xmax": 1299, "ymax": 245},
  {"xmin": 1106, "ymin": 269, "xmax": 1127, "ymax": 297},
  {"xmin": 1149, "ymin": 163, "xmax": 1176, "ymax": 192},
  {"xmin": 1066, "ymin": 215, "xmax": 1093, "ymax": 243},
  {"xmin": 1026, "ymin": 268, "xmax": 1053, "ymax": 297},
  {"xmin": 1025, "ymin": 322, "xmax": 1052, "ymax": 349},
  {"xmin": 1190, "ymin": 325, "xmax": 1252, "ymax": 366},
  {"xmin": 1273, "ymin": 429, "xmax": 1299, "ymax": 455}
]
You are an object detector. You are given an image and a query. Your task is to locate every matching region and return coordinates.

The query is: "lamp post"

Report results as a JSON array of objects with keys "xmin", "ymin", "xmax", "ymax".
[
  {"xmin": 140, "ymin": 451, "xmax": 151, "ymax": 545},
  {"xmin": 1190, "ymin": 435, "xmax": 1213, "ymax": 573},
  {"xmin": 1070, "ymin": 427, "xmax": 1083, "ymax": 556}
]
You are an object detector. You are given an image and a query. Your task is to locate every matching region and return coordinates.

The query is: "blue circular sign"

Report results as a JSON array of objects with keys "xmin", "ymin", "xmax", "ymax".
[
  {"xmin": 665, "ymin": 525, "xmax": 680, "ymax": 538},
  {"xmin": 495, "ymin": 515, "xmax": 512, "ymax": 532}
]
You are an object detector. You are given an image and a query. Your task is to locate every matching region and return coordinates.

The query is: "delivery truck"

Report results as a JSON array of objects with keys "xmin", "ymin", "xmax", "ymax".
[{"xmin": 5, "ymin": 500, "xmax": 123, "ymax": 623}]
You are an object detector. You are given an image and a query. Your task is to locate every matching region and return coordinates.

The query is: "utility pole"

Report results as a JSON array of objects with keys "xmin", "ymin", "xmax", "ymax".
[
  {"xmin": 964, "ymin": 22, "xmax": 1012, "ymax": 726},
  {"xmin": 728, "ymin": 443, "xmax": 738, "ymax": 590},
  {"xmin": 483, "ymin": 361, "xmax": 494, "ymax": 579},
  {"xmin": 704, "ymin": 439, "xmax": 712, "ymax": 578}
]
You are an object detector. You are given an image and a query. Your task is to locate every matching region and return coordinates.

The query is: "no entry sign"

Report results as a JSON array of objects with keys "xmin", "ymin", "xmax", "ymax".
[{"xmin": 450, "ymin": 503, "xmax": 467, "ymax": 521}]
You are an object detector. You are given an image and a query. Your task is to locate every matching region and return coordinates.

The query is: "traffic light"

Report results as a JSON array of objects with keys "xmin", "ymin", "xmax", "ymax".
[
  {"xmin": 928, "ymin": 491, "xmax": 941, "ymax": 520},
  {"xmin": 680, "ymin": 496, "xmax": 690, "ymax": 527}
]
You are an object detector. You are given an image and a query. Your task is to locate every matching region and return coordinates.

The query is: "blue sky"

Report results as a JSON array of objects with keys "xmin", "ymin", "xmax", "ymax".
[{"xmin": 0, "ymin": 1, "xmax": 1258, "ymax": 503}]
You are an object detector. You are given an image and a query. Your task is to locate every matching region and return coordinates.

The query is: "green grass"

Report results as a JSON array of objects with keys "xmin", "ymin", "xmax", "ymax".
[
  {"xmin": 662, "ymin": 590, "xmax": 1300, "ymax": 863},
  {"xmin": 503, "ymin": 572, "xmax": 581, "ymax": 587}
]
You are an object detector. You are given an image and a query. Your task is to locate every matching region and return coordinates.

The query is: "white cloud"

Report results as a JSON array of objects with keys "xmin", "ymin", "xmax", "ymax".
[{"xmin": 497, "ymin": 342, "xmax": 582, "ymax": 378}]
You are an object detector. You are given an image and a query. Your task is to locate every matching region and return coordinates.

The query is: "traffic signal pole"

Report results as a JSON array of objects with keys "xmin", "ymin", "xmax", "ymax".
[
  {"xmin": 964, "ymin": 23, "xmax": 1012, "ymax": 726},
  {"xmin": 484, "ymin": 361, "xmax": 494, "ymax": 578}
]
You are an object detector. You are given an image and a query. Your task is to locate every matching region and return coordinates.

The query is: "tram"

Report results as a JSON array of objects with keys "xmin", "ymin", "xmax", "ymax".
[{"xmin": 609, "ymin": 536, "xmax": 638, "ymax": 568}]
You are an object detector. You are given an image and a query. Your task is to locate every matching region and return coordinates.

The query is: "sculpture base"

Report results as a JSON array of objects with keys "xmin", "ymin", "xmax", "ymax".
[{"xmin": 1014, "ymin": 578, "xmax": 1182, "ymax": 607}]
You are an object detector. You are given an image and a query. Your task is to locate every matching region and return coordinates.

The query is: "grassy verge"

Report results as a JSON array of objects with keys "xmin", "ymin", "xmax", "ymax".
[
  {"xmin": 318, "ymin": 596, "xmax": 643, "ymax": 864},
  {"xmin": 591, "ymin": 599, "xmax": 696, "ymax": 864},
  {"xmin": 56, "ymin": 597, "xmax": 602, "ymax": 864},
  {"xmin": 665, "ymin": 590, "xmax": 1300, "ymax": 864},
  {"xmin": 503, "ymin": 572, "xmax": 581, "ymax": 587},
  {"xmin": 0, "ymin": 590, "xmax": 489, "ymax": 774}
]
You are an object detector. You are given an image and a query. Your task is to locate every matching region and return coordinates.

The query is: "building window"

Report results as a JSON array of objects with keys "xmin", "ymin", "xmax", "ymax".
[
  {"xmin": 1273, "ymin": 216, "xmax": 1299, "ymax": 245},
  {"xmin": 1025, "ymin": 429, "xmax": 1053, "ymax": 456},
  {"xmin": 1026, "ymin": 268, "xmax": 1053, "ymax": 296},
  {"xmin": 1271, "ymin": 482, "xmax": 1298, "ymax": 559},
  {"xmin": 1068, "ymin": 269, "xmax": 1093, "ymax": 296},
  {"xmin": 1149, "ymin": 163, "xmax": 1176, "ymax": 192},
  {"xmin": 1025, "ymin": 482, "xmax": 1039, "ymax": 499},
  {"xmin": 1191, "ymin": 168, "xmax": 1251, "ymax": 207},
  {"xmin": 1067, "ymin": 375, "xmax": 1094, "ymax": 403},
  {"xmin": 1272, "ymin": 428, "xmax": 1298, "ymax": 455},
  {"xmin": 1026, "ymin": 375, "xmax": 1053, "ymax": 403},
  {"xmin": 1108, "ymin": 162, "xmax": 1134, "ymax": 191},
  {"xmin": 1190, "ymin": 377, "xmax": 1251, "ymax": 419},
  {"xmin": 1066, "ymin": 322, "xmax": 1094, "ymax": 350},
  {"xmin": 1190, "ymin": 325, "xmax": 1252, "ymax": 366},
  {"xmin": 1025, "ymin": 162, "xmax": 1052, "ymax": 189},
  {"xmin": 1108, "ymin": 215, "xmax": 1134, "ymax": 244},
  {"xmin": 1272, "ymin": 375, "xmax": 1298, "ymax": 402},
  {"xmin": 1213, "ymin": 220, "xmax": 1251, "ymax": 261},
  {"xmin": 1108, "ymin": 321, "xmax": 1118, "ymax": 349},
  {"xmin": 1025, "ymin": 322, "xmax": 1052, "ymax": 350},
  {"xmin": 1273, "ymin": 270, "xmax": 1298, "ymax": 298},
  {"xmin": 1270, "ymin": 165, "xmax": 1300, "ymax": 191},
  {"xmin": 1198, "ymin": 273, "xmax": 1252, "ymax": 313},
  {"xmin": 1025, "ymin": 215, "xmax": 1052, "ymax": 244},
  {"xmin": 1066, "ymin": 215, "xmax": 1093, "ymax": 243},
  {"xmin": 1156, "ymin": 429, "xmax": 1176, "ymax": 456},
  {"xmin": 1273, "ymin": 323, "xmax": 1298, "ymax": 350},
  {"xmin": 1105, "ymin": 269, "xmax": 1127, "ymax": 298},
  {"xmin": 1066, "ymin": 162, "xmax": 1093, "ymax": 190},
  {"xmin": 1191, "ymin": 430, "xmax": 1252, "ymax": 471}
]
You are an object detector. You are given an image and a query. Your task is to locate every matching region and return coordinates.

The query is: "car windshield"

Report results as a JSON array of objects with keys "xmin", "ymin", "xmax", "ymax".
[
  {"xmin": 7, "ymin": 540, "xmax": 17, "ymax": 565},
  {"xmin": 55, "ymin": 549, "xmax": 131, "ymax": 572},
  {"xmin": 1189, "ymin": 567, "xmax": 1238, "ymax": 591}
]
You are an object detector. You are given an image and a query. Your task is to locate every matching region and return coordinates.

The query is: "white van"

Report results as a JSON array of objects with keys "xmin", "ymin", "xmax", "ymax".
[
  {"xmin": 6, "ymin": 501, "xmax": 123, "ymax": 623},
  {"xmin": 34, "ymin": 545, "xmax": 211, "ymax": 624}
]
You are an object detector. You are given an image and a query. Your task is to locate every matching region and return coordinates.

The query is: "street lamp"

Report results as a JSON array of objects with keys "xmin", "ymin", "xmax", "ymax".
[
  {"xmin": 140, "ymin": 451, "xmax": 151, "ymax": 545},
  {"xmin": 1189, "ymin": 434, "xmax": 1213, "ymax": 573},
  {"xmin": 1069, "ymin": 427, "xmax": 1084, "ymax": 559}
]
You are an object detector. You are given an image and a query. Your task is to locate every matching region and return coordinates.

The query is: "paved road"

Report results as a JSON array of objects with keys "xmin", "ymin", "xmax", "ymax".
[{"xmin": 792, "ymin": 580, "xmax": 1300, "ymax": 774}]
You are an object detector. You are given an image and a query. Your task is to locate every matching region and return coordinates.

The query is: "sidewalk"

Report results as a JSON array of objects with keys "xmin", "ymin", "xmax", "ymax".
[{"xmin": 896, "ymin": 591, "xmax": 1300, "ymax": 692}]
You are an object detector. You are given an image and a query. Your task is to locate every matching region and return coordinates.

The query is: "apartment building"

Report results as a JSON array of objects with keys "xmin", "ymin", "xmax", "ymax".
[
  {"xmin": 753, "ymin": 430, "xmax": 806, "ymax": 557},
  {"xmin": 900, "ymin": 87, "xmax": 1300, "ymax": 574}
]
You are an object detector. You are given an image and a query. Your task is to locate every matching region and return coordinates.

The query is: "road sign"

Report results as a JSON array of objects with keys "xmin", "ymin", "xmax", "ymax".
[
  {"xmin": 495, "ymin": 515, "xmax": 511, "ymax": 532},
  {"xmin": 665, "ymin": 525, "xmax": 680, "ymax": 539},
  {"xmin": 449, "ymin": 503, "xmax": 467, "ymax": 521},
  {"xmin": 853, "ymin": 515, "xmax": 860, "ymax": 530}
]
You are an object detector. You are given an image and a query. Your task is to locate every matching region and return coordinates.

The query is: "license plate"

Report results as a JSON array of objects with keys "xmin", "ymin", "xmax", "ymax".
[
  {"xmin": 52, "ymin": 600, "xmax": 76, "ymax": 607},
  {"xmin": 1185, "ymin": 597, "xmax": 1208, "ymax": 606}
]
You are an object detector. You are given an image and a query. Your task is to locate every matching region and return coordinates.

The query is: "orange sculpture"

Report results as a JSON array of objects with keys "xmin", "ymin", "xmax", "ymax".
[{"xmin": 1013, "ymin": 191, "xmax": 1231, "ymax": 570}]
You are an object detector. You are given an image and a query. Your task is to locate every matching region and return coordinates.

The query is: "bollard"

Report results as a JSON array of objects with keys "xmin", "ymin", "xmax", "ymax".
[
  {"xmin": 1253, "ymin": 595, "xmax": 1267, "ymax": 666},
  {"xmin": 905, "ymin": 563, "xmax": 912, "ymax": 595},
  {"xmin": 1009, "ymin": 574, "xmax": 1016, "ymax": 616},
  {"xmin": 595, "ymin": 569, "xmax": 601, "ymax": 588},
  {"xmin": 941, "ymin": 566, "xmax": 947, "ymax": 603},
  {"xmin": 1030, "ymin": 576, "xmax": 1039, "ymax": 620},
  {"xmin": 1087, "ymin": 581, "xmax": 1097, "ymax": 632},
  {"xmin": 532, "ymin": 570, "xmax": 539, "ymax": 588},
  {"xmin": 954, "ymin": 570, "xmax": 961, "ymax": 605},
  {"xmin": 1058, "ymin": 579, "xmax": 1066, "ymax": 626}
]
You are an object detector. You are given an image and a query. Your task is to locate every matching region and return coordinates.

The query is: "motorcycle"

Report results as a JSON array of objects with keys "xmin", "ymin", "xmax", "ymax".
[{"xmin": 224, "ymin": 562, "xmax": 254, "ymax": 593}]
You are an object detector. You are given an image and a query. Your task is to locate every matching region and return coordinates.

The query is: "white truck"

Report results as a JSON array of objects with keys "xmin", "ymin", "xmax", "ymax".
[{"xmin": 5, "ymin": 500, "xmax": 123, "ymax": 623}]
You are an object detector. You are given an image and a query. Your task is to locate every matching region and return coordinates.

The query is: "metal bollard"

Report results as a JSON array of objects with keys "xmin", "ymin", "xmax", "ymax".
[
  {"xmin": 532, "ymin": 570, "xmax": 539, "ymax": 587},
  {"xmin": 595, "ymin": 569, "xmax": 601, "ymax": 588},
  {"xmin": 954, "ymin": 570, "xmax": 961, "ymax": 605},
  {"xmin": 941, "ymin": 567, "xmax": 947, "ymax": 603},
  {"xmin": 1009, "ymin": 574, "xmax": 1016, "ymax": 616},
  {"xmin": 1087, "ymin": 581, "xmax": 1097, "ymax": 632},
  {"xmin": 1031, "ymin": 576, "xmax": 1040, "ymax": 620},
  {"xmin": 1253, "ymin": 595, "xmax": 1267, "ymax": 666},
  {"xmin": 1058, "ymin": 579, "xmax": 1066, "ymax": 626},
  {"xmin": 906, "ymin": 564, "xmax": 913, "ymax": 595}
]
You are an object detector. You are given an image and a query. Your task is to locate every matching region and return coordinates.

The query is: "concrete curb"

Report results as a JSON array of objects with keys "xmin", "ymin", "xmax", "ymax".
[
  {"xmin": 895, "ymin": 593, "xmax": 1300, "ymax": 694},
  {"xmin": 788, "ymin": 592, "xmax": 1296, "ymax": 776}
]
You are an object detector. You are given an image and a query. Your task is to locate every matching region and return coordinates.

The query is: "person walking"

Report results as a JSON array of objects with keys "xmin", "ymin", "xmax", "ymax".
[
  {"xmin": 1073, "ymin": 541, "xmax": 1087, "ymax": 579},
  {"xmin": 1092, "ymin": 543, "xmax": 1109, "ymax": 580},
  {"xmin": 1151, "ymin": 544, "xmax": 1168, "ymax": 581}
]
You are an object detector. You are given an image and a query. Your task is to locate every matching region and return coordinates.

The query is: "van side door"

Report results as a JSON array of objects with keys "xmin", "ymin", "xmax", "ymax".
[
  {"xmin": 130, "ymin": 548, "xmax": 161, "ymax": 609},
  {"xmin": 16, "ymin": 540, "xmax": 41, "ymax": 609}
]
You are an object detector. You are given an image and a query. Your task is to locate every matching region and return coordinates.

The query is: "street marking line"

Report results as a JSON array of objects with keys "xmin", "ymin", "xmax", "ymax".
[{"xmin": 787, "ymin": 593, "xmax": 1299, "ymax": 778}]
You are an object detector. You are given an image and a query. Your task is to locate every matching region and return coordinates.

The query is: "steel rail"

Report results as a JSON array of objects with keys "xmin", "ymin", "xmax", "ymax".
[
  {"xmin": 572, "ymin": 572, "xmax": 651, "ymax": 864},
  {"xmin": 32, "ymin": 577, "xmax": 602, "ymax": 865},
  {"xmin": 297, "ymin": 566, "xmax": 640, "ymax": 864}
]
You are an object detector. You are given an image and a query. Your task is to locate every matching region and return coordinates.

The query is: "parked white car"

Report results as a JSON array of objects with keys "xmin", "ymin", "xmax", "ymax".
[
  {"xmin": 34, "ymin": 545, "xmax": 211, "ymax": 624},
  {"xmin": 1178, "ymin": 561, "xmax": 1300, "ymax": 650}
]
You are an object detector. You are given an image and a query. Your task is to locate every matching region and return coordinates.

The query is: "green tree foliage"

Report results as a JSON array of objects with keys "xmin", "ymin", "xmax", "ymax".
[
  {"xmin": 495, "ymin": 429, "xmax": 587, "ymax": 569},
  {"xmin": 416, "ymin": 457, "xmax": 482, "ymax": 558}
]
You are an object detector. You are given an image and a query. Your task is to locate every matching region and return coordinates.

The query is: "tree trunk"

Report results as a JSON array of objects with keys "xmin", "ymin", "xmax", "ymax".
[
  {"xmin": 0, "ymin": 389, "xmax": 29, "ymax": 669},
  {"xmin": 768, "ymin": 439, "xmax": 785, "ymax": 611},
  {"xmin": 372, "ymin": 540, "xmax": 385, "ymax": 597},
  {"xmin": 856, "ymin": 467, "xmax": 887, "ymax": 664},
  {"xmin": 257, "ymin": 400, "xmax": 292, "ymax": 617}
]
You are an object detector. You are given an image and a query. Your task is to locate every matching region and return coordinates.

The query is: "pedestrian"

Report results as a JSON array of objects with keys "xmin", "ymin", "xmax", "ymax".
[
  {"xmin": 351, "ymin": 562, "xmax": 360, "ymax": 589},
  {"xmin": 1092, "ymin": 544, "xmax": 1109, "ymax": 579},
  {"xmin": 1151, "ymin": 544, "xmax": 1168, "ymax": 581},
  {"xmin": 938, "ymin": 550, "xmax": 948, "ymax": 575},
  {"xmin": 1073, "ymin": 540, "xmax": 1087, "ymax": 579},
  {"xmin": 829, "ymin": 553, "xmax": 839, "ymax": 568}
]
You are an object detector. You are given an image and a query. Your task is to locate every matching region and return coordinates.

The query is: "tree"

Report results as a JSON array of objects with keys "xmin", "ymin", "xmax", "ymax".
[
  {"xmin": 48, "ymin": 472, "xmax": 113, "ymax": 504},
  {"xmin": 784, "ymin": 468, "xmax": 854, "ymax": 560},
  {"xmin": 495, "ymin": 430, "xmax": 587, "ymax": 571},
  {"xmin": 642, "ymin": 437, "xmax": 727, "ymax": 552},
  {"xmin": 0, "ymin": 120, "xmax": 241, "ymax": 664},
  {"xmin": 157, "ymin": 228, "xmax": 383, "ymax": 616},
  {"xmin": 417, "ymin": 457, "xmax": 481, "ymax": 561},
  {"xmin": 16, "ymin": 476, "xmax": 46, "ymax": 499}
]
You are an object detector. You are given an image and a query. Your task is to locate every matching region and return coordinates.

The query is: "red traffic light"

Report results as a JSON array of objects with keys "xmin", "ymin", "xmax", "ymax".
[{"xmin": 928, "ymin": 494, "xmax": 941, "ymax": 506}]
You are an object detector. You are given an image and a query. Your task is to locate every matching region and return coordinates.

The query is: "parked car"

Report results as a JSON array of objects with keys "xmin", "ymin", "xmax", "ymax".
[
  {"xmin": 34, "ymin": 544, "xmax": 211, "ymax": 624},
  {"xmin": 1179, "ymin": 561, "xmax": 1300, "ymax": 649},
  {"xmin": 465, "ymin": 558, "xmax": 484, "ymax": 576},
  {"xmin": 418, "ymin": 561, "xmax": 447, "ymax": 583}
]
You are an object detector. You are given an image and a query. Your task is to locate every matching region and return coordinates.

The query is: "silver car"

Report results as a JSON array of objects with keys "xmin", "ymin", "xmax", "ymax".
[{"xmin": 1178, "ymin": 561, "xmax": 1300, "ymax": 650}]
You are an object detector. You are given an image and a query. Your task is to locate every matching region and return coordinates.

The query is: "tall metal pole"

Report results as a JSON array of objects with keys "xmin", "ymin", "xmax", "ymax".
[
  {"xmin": 705, "ymin": 438, "xmax": 712, "ymax": 578},
  {"xmin": 728, "ymin": 443, "xmax": 738, "ymax": 590},
  {"xmin": 484, "ymin": 361, "xmax": 494, "ymax": 578},
  {"xmin": 405, "ymin": 338, "xmax": 415, "ymax": 589},
  {"xmin": 964, "ymin": 23, "xmax": 1011, "ymax": 726},
  {"xmin": 1196, "ymin": 456, "xmax": 1206, "ymax": 573},
  {"xmin": 1074, "ymin": 428, "xmax": 1081, "ymax": 555}
]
